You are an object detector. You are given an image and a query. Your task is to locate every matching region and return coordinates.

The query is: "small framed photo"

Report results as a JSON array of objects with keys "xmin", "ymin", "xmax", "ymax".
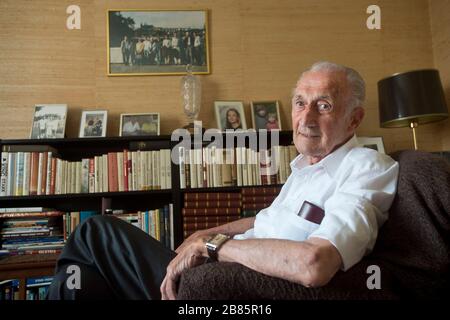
[
  {"xmin": 30, "ymin": 104, "xmax": 67, "ymax": 139},
  {"xmin": 250, "ymin": 101, "xmax": 282, "ymax": 131},
  {"xmin": 357, "ymin": 136, "xmax": 385, "ymax": 154},
  {"xmin": 119, "ymin": 113, "xmax": 160, "ymax": 136},
  {"xmin": 79, "ymin": 110, "xmax": 108, "ymax": 138},
  {"xmin": 214, "ymin": 101, "xmax": 247, "ymax": 131}
]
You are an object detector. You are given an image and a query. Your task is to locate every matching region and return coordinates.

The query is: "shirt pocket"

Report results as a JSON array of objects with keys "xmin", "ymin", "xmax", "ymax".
[{"xmin": 275, "ymin": 213, "xmax": 321, "ymax": 242}]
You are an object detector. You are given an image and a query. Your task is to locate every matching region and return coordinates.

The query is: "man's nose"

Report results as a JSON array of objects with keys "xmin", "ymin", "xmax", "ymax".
[{"xmin": 301, "ymin": 104, "xmax": 319, "ymax": 125}]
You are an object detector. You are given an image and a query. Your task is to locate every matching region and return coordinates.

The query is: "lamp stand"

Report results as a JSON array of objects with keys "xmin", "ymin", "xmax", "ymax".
[{"xmin": 410, "ymin": 121, "xmax": 418, "ymax": 150}]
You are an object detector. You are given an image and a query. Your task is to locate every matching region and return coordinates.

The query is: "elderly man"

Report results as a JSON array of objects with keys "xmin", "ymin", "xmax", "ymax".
[{"xmin": 47, "ymin": 61, "xmax": 399, "ymax": 300}]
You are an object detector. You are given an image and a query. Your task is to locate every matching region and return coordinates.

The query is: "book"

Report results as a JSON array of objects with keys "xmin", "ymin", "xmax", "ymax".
[
  {"xmin": 184, "ymin": 192, "xmax": 241, "ymax": 201},
  {"xmin": 0, "ymin": 207, "xmax": 54, "ymax": 213},
  {"xmin": 184, "ymin": 200, "xmax": 243, "ymax": 208},
  {"xmin": 1, "ymin": 151, "xmax": 8, "ymax": 196},
  {"xmin": 182, "ymin": 207, "xmax": 241, "ymax": 216},
  {"xmin": 241, "ymin": 186, "xmax": 282, "ymax": 196}
]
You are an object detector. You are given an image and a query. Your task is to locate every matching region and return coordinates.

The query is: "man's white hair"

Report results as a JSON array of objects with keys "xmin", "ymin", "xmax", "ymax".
[{"xmin": 294, "ymin": 61, "xmax": 366, "ymax": 113}]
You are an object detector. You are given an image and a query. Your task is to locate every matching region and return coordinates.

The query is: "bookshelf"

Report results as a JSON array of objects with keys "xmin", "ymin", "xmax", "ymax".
[{"xmin": 0, "ymin": 130, "xmax": 295, "ymax": 299}]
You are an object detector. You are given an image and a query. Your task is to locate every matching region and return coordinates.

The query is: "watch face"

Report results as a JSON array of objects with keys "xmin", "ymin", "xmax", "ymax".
[{"xmin": 210, "ymin": 234, "xmax": 229, "ymax": 246}]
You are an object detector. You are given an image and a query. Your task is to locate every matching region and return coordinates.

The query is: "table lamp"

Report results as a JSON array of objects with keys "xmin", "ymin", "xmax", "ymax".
[{"xmin": 378, "ymin": 69, "xmax": 448, "ymax": 150}]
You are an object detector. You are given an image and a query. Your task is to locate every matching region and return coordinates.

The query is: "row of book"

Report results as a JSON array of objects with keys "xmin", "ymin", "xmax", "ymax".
[
  {"xmin": 0, "ymin": 276, "xmax": 53, "ymax": 300},
  {"xmin": 182, "ymin": 187, "xmax": 281, "ymax": 238},
  {"xmin": 0, "ymin": 145, "xmax": 172, "ymax": 197},
  {"xmin": 112, "ymin": 204, "xmax": 174, "ymax": 250},
  {"xmin": 0, "ymin": 205, "xmax": 174, "ymax": 257},
  {"xmin": 178, "ymin": 145, "xmax": 297, "ymax": 189}
]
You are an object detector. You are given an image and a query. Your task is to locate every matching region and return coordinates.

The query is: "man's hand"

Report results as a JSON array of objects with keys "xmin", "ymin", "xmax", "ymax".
[
  {"xmin": 160, "ymin": 236, "xmax": 208, "ymax": 300},
  {"xmin": 174, "ymin": 230, "xmax": 213, "ymax": 254}
]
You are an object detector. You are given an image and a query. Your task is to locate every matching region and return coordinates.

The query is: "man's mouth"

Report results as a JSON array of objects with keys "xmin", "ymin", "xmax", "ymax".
[{"xmin": 297, "ymin": 131, "xmax": 321, "ymax": 138}]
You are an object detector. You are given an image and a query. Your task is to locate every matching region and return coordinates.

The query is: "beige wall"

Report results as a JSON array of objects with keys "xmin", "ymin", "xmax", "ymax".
[
  {"xmin": 429, "ymin": 0, "xmax": 450, "ymax": 150},
  {"xmin": 0, "ymin": 0, "xmax": 448, "ymax": 153}
]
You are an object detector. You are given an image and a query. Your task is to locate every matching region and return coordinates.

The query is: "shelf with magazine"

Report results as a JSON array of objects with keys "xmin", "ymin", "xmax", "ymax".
[{"xmin": 0, "ymin": 136, "xmax": 176, "ymax": 300}]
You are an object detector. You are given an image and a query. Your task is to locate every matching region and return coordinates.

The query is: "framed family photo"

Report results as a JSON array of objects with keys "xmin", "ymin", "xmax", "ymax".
[
  {"xmin": 79, "ymin": 110, "xmax": 108, "ymax": 138},
  {"xmin": 357, "ymin": 136, "xmax": 385, "ymax": 154},
  {"xmin": 214, "ymin": 101, "xmax": 247, "ymax": 131},
  {"xmin": 250, "ymin": 100, "xmax": 282, "ymax": 131},
  {"xmin": 30, "ymin": 104, "xmax": 67, "ymax": 139},
  {"xmin": 107, "ymin": 9, "xmax": 210, "ymax": 76},
  {"xmin": 119, "ymin": 113, "xmax": 160, "ymax": 136}
]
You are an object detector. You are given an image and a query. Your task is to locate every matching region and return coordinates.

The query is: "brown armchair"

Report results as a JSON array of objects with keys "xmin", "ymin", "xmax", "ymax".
[{"xmin": 177, "ymin": 151, "xmax": 450, "ymax": 300}]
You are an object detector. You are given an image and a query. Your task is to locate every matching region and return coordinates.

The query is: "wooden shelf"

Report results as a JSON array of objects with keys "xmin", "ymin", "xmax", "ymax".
[
  {"xmin": 0, "ymin": 189, "xmax": 172, "ymax": 201},
  {"xmin": 180, "ymin": 184, "xmax": 284, "ymax": 193},
  {"xmin": 0, "ymin": 254, "xmax": 59, "ymax": 300}
]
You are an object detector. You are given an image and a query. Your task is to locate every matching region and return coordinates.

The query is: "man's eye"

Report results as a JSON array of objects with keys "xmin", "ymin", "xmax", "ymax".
[
  {"xmin": 318, "ymin": 102, "xmax": 332, "ymax": 113},
  {"xmin": 295, "ymin": 100, "xmax": 305, "ymax": 108}
]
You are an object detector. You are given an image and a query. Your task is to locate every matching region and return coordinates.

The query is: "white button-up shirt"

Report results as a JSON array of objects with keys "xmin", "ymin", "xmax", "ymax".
[{"xmin": 234, "ymin": 135, "xmax": 399, "ymax": 271}]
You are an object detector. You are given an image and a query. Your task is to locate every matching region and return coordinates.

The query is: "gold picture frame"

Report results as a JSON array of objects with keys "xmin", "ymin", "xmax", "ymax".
[
  {"xmin": 107, "ymin": 9, "xmax": 210, "ymax": 76},
  {"xmin": 250, "ymin": 100, "xmax": 282, "ymax": 131}
]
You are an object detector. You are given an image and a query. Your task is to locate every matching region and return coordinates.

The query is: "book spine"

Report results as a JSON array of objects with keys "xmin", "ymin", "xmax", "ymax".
[
  {"xmin": 117, "ymin": 152, "xmax": 123, "ymax": 192},
  {"xmin": 183, "ymin": 219, "xmax": 239, "ymax": 230},
  {"xmin": 36, "ymin": 153, "xmax": 43, "ymax": 195},
  {"xmin": 182, "ymin": 207, "xmax": 241, "ymax": 216},
  {"xmin": 55, "ymin": 158, "xmax": 62, "ymax": 195},
  {"xmin": 15, "ymin": 152, "xmax": 24, "ymax": 196},
  {"xmin": 40, "ymin": 152, "xmax": 48, "ymax": 195},
  {"xmin": 22, "ymin": 152, "xmax": 31, "ymax": 196},
  {"xmin": 88, "ymin": 158, "xmax": 95, "ymax": 193},
  {"xmin": 184, "ymin": 200, "xmax": 243, "ymax": 208},
  {"xmin": 102, "ymin": 154, "xmax": 108, "ymax": 193},
  {"xmin": 45, "ymin": 152, "xmax": 52, "ymax": 195},
  {"xmin": 94, "ymin": 156, "xmax": 100, "ymax": 193},
  {"xmin": 179, "ymin": 147, "xmax": 186, "ymax": 189},
  {"xmin": 50, "ymin": 157, "xmax": 56, "ymax": 195},
  {"xmin": 7, "ymin": 152, "xmax": 16, "ymax": 196},
  {"xmin": 241, "ymin": 186, "xmax": 282, "ymax": 196},
  {"xmin": 75, "ymin": 161, "xmax": 81, "ymax": 194},
  {"xmin": 127, "ymin": 150, "xmax": 132, "ymax": 192},
  {"xmin": 184, "ymin": 192, "xmax": 241, "ymax": 201},
  {"xmin": 0, "ymin": 151, "xmax": 8, "ymax": 196},
  {"xmin": 123, "ymin": 149, "xmax": 129, "ymax": 192}
]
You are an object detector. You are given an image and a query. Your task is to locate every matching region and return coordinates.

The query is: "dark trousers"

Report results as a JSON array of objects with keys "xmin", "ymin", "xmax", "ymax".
[{"xmin": 46, "ymin": 215, "xmax": 176, "ymax": 300}]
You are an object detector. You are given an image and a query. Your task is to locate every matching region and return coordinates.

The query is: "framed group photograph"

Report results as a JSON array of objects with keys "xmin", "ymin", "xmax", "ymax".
[
  {"xmin": 107, "ymin": 9, "xmax": 210, "ymax": 76},
  {"xmin": 119, "ymin": 113, "xmax": 160, "ymax": 136},
  {"xmin": 250, "ymin": 100, "xmax": 282, "ymax": 131},
  {"xmin": 30, "ymin": 104, "xmax": 67, "ymax": 139},
  {"xmin": 79, "ymin": 110, "xmax": 108, "ymax": 138},
  {"xmin": 214, "ymin": 101, "xmax": 247, "ymax": 131},
  {"xmin": 357, "ymin": 136, "xmax": 386, "ymax": 154}
]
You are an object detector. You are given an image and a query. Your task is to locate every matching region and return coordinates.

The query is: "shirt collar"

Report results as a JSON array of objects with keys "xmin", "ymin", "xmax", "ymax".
[{"xmin": 290, "ymin": 134, "xmax": 359, "ymax": 177}]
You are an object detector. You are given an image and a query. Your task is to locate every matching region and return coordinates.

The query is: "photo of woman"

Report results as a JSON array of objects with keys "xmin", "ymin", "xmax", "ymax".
[{"xmin": 214, "ymin": 101, "xmax": 247, "ymax": 131}]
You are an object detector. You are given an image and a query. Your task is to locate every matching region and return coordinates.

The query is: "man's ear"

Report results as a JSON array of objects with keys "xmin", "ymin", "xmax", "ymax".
[{"xmin": 348, "ymin": 107, "xmax": 365, "ymax": 131}]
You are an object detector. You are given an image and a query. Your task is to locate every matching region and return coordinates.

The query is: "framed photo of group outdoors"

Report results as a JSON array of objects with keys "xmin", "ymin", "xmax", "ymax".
[
  {"xmin": 119, "ymin": 113, "xmax": 160, "ymax": 136},
  {"xmin": 214, "ymin": 101, "xmax": 247, "ymax": 131},
  {"xmin": 107, "ymin": 9, "xmax": 210, "ymax": 76},
  {"xmin": 79, "ymin": 110, "xmax": 108, "ymax": 138},
  {"xmin": 357, "ymin": 136, "xmax": 385, "ymax": 154},
  {"xmin": 30, "ymin": 104, "xmax": 67, "ymax": 139},
  {"xmin": 250, "ymin": 101, "xmax": 282, "ymax": 131}
]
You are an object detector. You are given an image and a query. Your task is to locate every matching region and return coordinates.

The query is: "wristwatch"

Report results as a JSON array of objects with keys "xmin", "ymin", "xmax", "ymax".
[{"xmin": 205, "ymin": 233, "xmax": 231, "ymax": 261}]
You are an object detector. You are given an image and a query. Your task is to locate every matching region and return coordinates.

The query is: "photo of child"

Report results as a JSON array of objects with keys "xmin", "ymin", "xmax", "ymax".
[{"xmin": 251, "ymin": 101, "xmax": 282, "ymax": 131}]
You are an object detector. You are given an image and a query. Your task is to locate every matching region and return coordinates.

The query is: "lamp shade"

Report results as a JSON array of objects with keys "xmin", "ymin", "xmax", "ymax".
[{"xmin": 378, "ymin": 69, "xmax": 448, "ymax": 128}]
